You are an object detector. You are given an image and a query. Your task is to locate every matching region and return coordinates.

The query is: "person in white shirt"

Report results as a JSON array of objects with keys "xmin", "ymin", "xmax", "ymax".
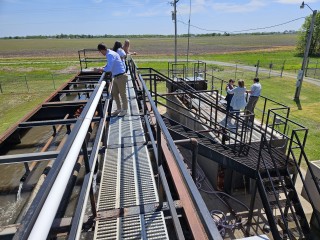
[
  {"xmin": 112, "ymin": 41, "xmax": 126, "ymax": 69},
  {"xmin": 97, "ymin": 43, "xmax": 128, "ymax": 117},
  {"xmin": 246, "ymin": 77, "xmax": 262, "ymax": 123},
  {"xmin": 227, "ymin": 79, "xmax": 247, "ymax": 117},
  {"xmin": 123, "ymin": 39, "xmax": 137, "ymax": 72}
]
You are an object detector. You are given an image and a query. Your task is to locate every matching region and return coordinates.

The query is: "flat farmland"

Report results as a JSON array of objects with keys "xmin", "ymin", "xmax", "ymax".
[
  {"xmin": 1, "ymin": 34, "xmax": 320, "ymax": 162},
  {"xmin": 0, "ymin": 34, "xmax": 298, "ymax": 58}
]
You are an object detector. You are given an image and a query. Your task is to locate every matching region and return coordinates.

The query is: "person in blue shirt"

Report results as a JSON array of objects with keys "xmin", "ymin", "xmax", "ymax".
[{"xmin": 97, "ymin": 43, "xmax": 128, "ymax": 117}]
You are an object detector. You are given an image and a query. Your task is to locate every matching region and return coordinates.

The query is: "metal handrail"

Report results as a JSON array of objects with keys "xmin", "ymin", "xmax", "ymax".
[
  {"xmin": 205, "ymin": 71, "xmax": 291, "ymax": 130},
  {"xmin": 139, "ymin": 68, "xmax": 255, "ymax": 155},
  {"xmin": 68, "ymin": 95, "xmax": 111, "ymax": 239},
  {"xmin": 13, "ymin": 73, "xmax": 107, "ymax": 240}
]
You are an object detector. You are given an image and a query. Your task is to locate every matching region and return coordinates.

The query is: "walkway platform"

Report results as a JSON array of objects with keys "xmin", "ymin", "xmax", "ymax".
[{"xmin": 94, "ymin": 77, "xmax": 169, "ymax": 239}]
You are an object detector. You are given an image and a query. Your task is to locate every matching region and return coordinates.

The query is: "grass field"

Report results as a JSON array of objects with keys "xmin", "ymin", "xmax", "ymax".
[{"xmin": 0, "ymin": 35, "xmax": 319, "ymax": 162}]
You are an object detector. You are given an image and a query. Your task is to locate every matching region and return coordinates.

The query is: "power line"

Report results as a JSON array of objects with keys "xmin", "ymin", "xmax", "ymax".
[{"xmin": 178, "ymin": 16, "xmax": 306, "ymax": 34}]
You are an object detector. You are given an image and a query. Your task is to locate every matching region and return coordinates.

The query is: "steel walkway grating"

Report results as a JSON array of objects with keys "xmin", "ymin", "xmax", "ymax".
[
  {"xmin": 95, "ymin": 212, "xmax": 169, "ymax": 240},
  {"xmin": 107, "ymin": 116, "xmax": 146, "ymax": 148},
  {"xmin": 95, "ymin": 77, "xmax": 166, "ymax": 239},
  {"xmin": 98, "ymin": 144, "xmax": 158, "ymax": 210}
]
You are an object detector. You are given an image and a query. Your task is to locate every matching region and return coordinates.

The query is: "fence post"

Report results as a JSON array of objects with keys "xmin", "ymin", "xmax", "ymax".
[
  {"xmin": 24, "ymin": 75, "xmax": 29, "ymax": 92},
  {"xmin": 51, "ymin": 74, "xmax": 56, "ymax": 90},
  {"xmin": 211, "ymin": 71, "xmax": 214, "ymax": 91},
  {"xmin": 280, "ymin": 60, "xmax": 286, "ymax": 78},
  {"xmin": 268, "ymin": 61, "xmax": 272, "ymax": 78},
  {"xmin": 235, "ymin": 64, "xmax": 238, "ymax": 80},
  {"xmin": 255, "ymin": 60, "xmax": 260, "ymax": 78}
]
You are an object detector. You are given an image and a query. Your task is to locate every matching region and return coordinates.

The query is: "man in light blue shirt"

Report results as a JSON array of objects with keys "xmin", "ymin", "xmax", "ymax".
[
  {"xmin": 97, "ymin": 43, "xmax": 128, "ymax": 117},
  {"xmin": 246, "ymin": 77, "xmax": 262, "ymax": 123}
]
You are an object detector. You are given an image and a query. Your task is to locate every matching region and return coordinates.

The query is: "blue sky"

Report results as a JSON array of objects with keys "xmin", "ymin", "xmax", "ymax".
[{"xmin": 0, "ymin": 0, "xmax": 319, "ymax": 37}]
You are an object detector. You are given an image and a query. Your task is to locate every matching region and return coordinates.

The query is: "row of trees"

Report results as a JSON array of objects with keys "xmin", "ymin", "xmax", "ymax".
[{"xmin": 1, "ymin": 31, "xmax": 297, "ymax": 40}]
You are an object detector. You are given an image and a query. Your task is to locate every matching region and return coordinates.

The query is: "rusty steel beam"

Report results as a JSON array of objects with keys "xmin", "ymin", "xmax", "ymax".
[{"xmin": 161, "ymin": 134, "xmax": 210, "ymax": 240}]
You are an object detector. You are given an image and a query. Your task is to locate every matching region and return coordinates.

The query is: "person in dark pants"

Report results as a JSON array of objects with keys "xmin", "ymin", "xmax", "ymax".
[
  {"xmin": 225, "ymin": 79, "xmax": 235, "ymax": 113},
  {"xmin": 245, "ymin": 77, "xmax": 262, "ymax": 123}
]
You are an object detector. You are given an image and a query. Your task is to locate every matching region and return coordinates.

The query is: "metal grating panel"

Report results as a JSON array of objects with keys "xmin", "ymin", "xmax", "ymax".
[
  {"xmin": 95, "ymin": 77, "xmax": 167, "ymax": 239},
  {"xmin": 95, "ymin": 212, "xmax": 169, "ymax": 240},
  {"xmin": 107, "ymin": 116, "xmax": 146, "ymax": 148},
  {"xmin": 97, "ymin": 144, "xmax": 158, "ymax": 210}
]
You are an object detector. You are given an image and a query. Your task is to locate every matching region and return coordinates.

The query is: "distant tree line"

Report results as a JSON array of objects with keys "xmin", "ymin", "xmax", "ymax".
[{"xmin": 1, "ymin": 31, "xmax": 297, "ymax": 40}]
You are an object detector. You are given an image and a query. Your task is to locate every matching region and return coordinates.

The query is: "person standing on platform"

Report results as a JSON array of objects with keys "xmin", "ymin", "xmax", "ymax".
[
  {"xmin": 112, "ymin": 41, "xmax": 126, "ymax": 67},
  {"xmin": 246, "ymin": 77, "xmax": 262, "ymax": 123},
  {"xmin": 227, "ymin": 79, "xmax": 247, "ymax": 117},
  {"xmin": 123, "ymin": 39, "xmax": 137, "ymax": 72},
  {"xmin": 123, "ymin": 39, "xmax": 137, "ymax": 56},
  {"xmin": 225, "ymin": 79, "xmax": 235, "ymax": 113},
  {"xmin": 97, "ymin": 43, "xmax": 128, "ymax": 117}
]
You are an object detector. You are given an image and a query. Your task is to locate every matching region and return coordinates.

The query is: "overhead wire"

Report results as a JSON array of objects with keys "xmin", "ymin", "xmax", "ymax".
[{"xmin": 177, "ymin": 16, "xmax": 306, "ymax": 34}]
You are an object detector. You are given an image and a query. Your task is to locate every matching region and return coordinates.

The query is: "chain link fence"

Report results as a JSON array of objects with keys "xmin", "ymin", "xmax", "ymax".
[
  {"xmin": 306, "ymin": 59, "xmax": 320, "ymax": 79},
  {"xmin": 0, "ymin": 72, "xmax": 77, "ymax": 94}
]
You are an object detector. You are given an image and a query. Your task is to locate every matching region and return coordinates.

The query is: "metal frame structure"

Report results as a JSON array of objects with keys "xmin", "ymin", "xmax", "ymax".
[
  {"xmin": 0, "ymin": 54, "xmax": 318, "ymax": 239},
  {"xmin": 128, "ymin": 58, "xmax": 222, "ymax": 239},
  {"xmin": 137, "ymin": 62, "xmax": 320, "ymax": 239}
]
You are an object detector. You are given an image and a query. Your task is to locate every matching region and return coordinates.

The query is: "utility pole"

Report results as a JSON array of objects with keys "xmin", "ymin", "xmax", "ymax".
[
  {"xmin": 172, "ymin": 0, "xmax": 179, "ymax": 63},
  {"xmin": 294, "ymin": 2, "xmax": 317, "ymax": 101}
]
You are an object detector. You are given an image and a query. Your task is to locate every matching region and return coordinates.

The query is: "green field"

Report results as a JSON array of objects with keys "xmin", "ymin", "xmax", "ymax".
[{"xmin": 0, "ymin": 35, "xmax": 319, "ymax": 162}]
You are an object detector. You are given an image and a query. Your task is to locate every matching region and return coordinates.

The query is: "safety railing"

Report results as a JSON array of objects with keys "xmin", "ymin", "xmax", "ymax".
[
  {"xmin": 78, "ymin": 48, "xmax": 105, "ymax": 70},
  {"xmin": 13, "ymin": 73, "xmax": 108, "ymax": 240},
  {"xmin": 128, "ymin": 58, "xmax": 222, "ymax": 240},
  {"xmin": 205, "ymin": 72, "xmax": 290, "ymax": 133},
  {"xmin": 139, "ymin": 67, "xmax": 255, "ymax": 156},
  {"xmin": 266, "ymin": 109, "xmax": 320, "ymax": 196}
]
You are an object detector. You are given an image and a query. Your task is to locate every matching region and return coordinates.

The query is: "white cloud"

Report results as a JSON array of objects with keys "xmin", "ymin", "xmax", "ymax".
[
  {"xmin": 135, "ymin": 2, "xmax": 171, "ymax": 17},
  {"xmin": 179, "ymin": 0, "xmax": 207, "ymax": 15},
  {"xmin": 274, "ymin": 0, "xmax": 317, "ymax": 4},
  {"xmin": 112, "ymin": 9, "xmax": 132, "ymax": 17},
  {"xmin": 211, "ymin": 0, "xmax": 267, "ymax": 13}
]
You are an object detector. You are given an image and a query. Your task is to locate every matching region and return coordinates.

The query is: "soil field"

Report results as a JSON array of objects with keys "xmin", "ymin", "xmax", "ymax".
[{"xmin": 0, "ymin": 34, "xmax": 298, "ymax": 58}]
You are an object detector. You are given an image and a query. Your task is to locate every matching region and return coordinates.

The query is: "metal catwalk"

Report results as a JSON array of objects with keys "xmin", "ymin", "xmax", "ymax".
[{"xmin": 94, "ymin": 77, "xmax": 169, "ymax": 239}]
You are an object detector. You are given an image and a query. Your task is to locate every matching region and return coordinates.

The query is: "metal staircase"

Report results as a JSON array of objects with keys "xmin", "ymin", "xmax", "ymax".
[
  {"xmin": 163, "ymin": 113, "xmax": 313, "ymax": 239},
  {"xmin": 257, "ymin": 168, "xmax": 310, "ymax": 239}
]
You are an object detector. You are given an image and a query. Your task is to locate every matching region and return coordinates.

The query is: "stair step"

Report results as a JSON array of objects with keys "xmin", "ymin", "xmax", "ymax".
[
  {"xmin": 279, "ymin": 227, "xmax": 306, "ymax": 240},
  {"xmin": 269, "ymin": 199, "xmax": 291, "ymax": 209},
  {"xmin": 265, "ymin": 185, "xmax": 288, "ymax": 195}
]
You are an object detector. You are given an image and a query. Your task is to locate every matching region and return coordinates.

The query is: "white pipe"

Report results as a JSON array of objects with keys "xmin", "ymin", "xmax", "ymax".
[{"xmin": 28, "ymin": 80, "xmax": 106, "ymax": 240}]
